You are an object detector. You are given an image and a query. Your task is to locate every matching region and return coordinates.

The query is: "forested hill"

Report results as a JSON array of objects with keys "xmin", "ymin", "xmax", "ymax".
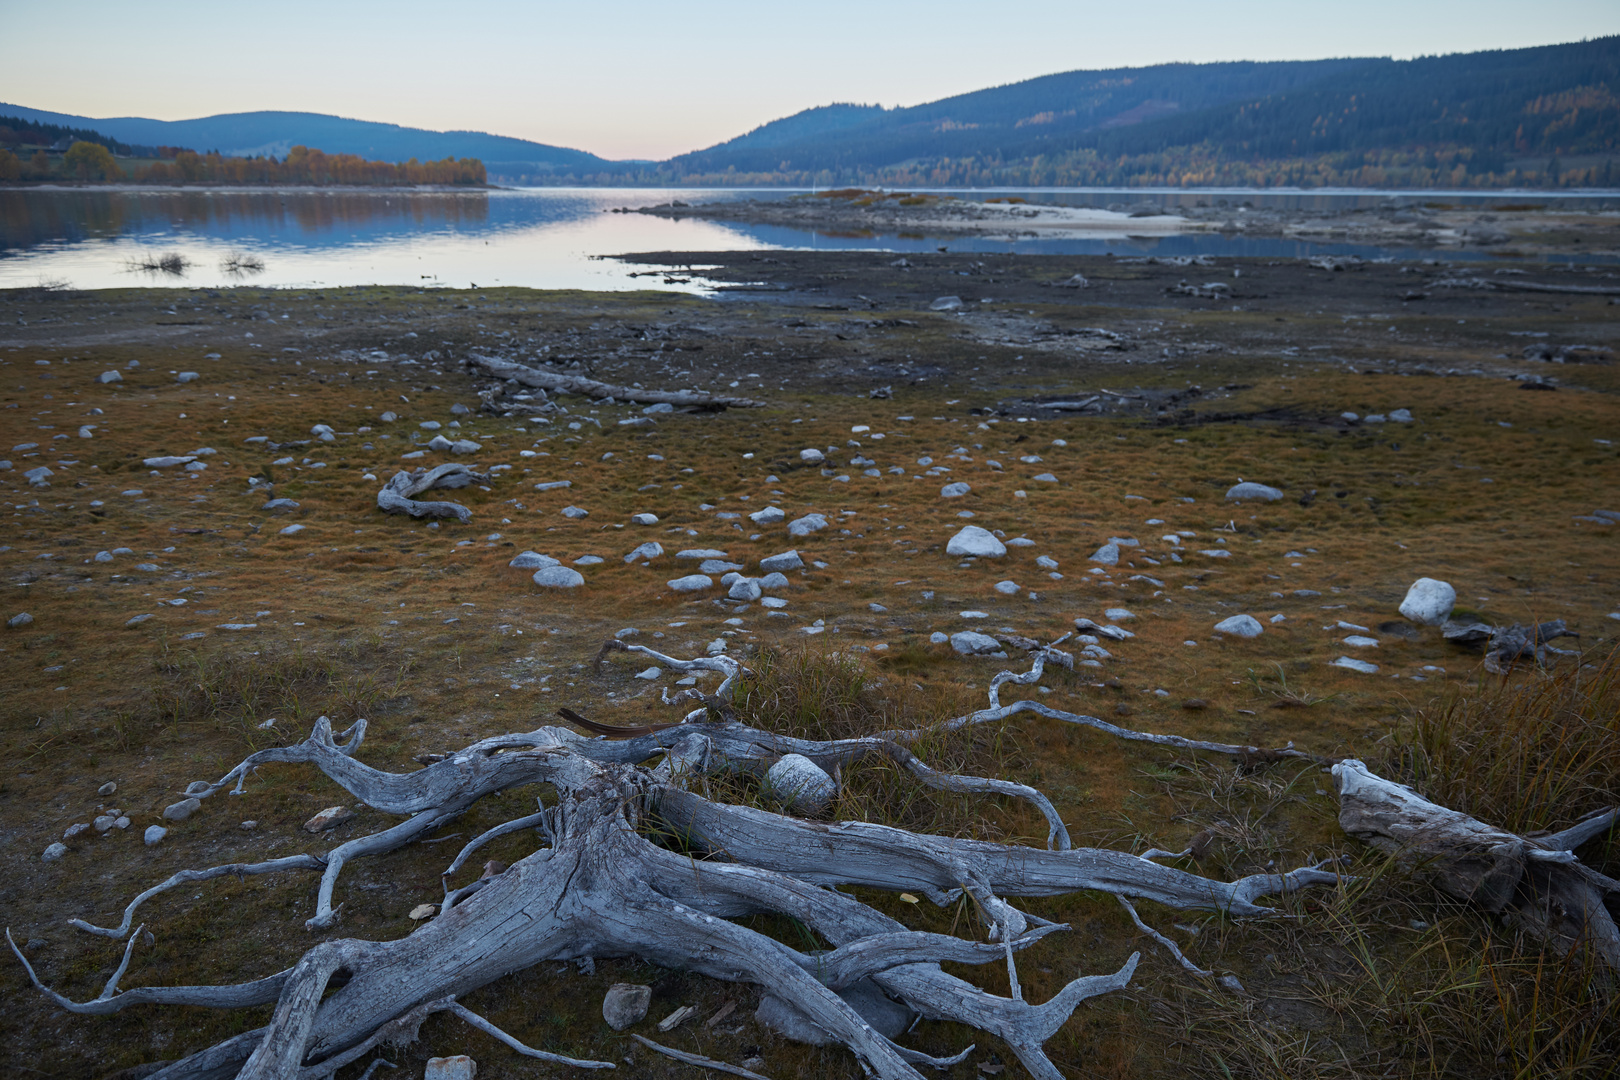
[
  {"xmin": 661, "ymin": 37, "xmax": 1620, "ymax": 188},
  {"xmin": 0, "ymin": 105, "xmax": 611, "ymax": 178}
]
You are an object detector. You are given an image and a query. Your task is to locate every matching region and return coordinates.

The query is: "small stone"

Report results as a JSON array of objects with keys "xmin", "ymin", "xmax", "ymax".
[
  {"xmin": 993, "ymin": 580, "xmax": 1020, "ymax": 595},
  {"xmin": 634, "ymin": 666, "xmax": 662, "ymax": 680},
  {"xmin": 450, "ymin": 402, "xmax": 471, "ymax": 415},
  {"xmin": 409, "ymin": 903, "xmax": 440, "ymax": 920},
  {"xmin": 1343, "ymin": 635, "xmax": 1380, "ymax": 648},
  {"xmin": 9, "ymin": 612, "xmax": 35, "ymax": 629},
  {"xmin": 63, "ymin": 823, "xmax": 90, "ymax": 840},
  {"xmin": 1213, "ymin": 615, "xmax": 1264, "ymax": 638},
  {"xmin": 1031, "ymin": 472, "xmax": 1058, "ymax": 483},
  {"xmin": 1225, "ymin": 482, "xmax": 1284, "ymax": 502},
  {"xmin": 946, "ymin": 526, "xmax": 1006, "ymax": 558},
  {"xmin": 99, "ymin": 370, "xmax": 122, "ymax": 383},
  {"xmin": 765, "ymin": 754, "xmax": 838, "ymax": 814},
  {"xmin": 760, "ymin": 550, "xmax": 804, "ymax": 572},
  {"xmin": 125, "ymin": 613, "xmax": 155, "ymax": 628},
  {"xmin": 509, "ymin": 551, "xmax": 559, "ymax": 569},
  {"xmin": 728, "ymin": 577, "xmax": 763, "ymax": 601},
  {"xmin": 930, "ymin": 631, "xmax": 949, "ymax": 644},
  {"xmin": 950, "ymin": 630, "xmax": 1001, "ymax": 655},
  {"xmin": 625, "ymin": 541, "xmax": 664, "ymax": 562},
  {"xmin": 930, "ymin": 295, "xmax": 964, "ymax": 311},
  {"xmin": 940, "ymin": 481, "xmax": 971, "ymax": 498},
  {"xmin": 676, "ymin": 548, "xmax": 729, "ymax": 559},
  {"xmin": 630, "ymin": 512, "xmax": 659, "ymax": 525},
  {"xmin": 787, "ymin": 513, "xmax": 827, "ymax": 537},
  {"xmin": 532, "ymin": 566, "xmax": 585, "ymax": 588},
  {"xmin": 42, "ymin": 842, "xmax": 67, "ymax": 862},
  {"xmin": 262, "ymin": 498, "xmax": 300, "ymax": 512},
  {"xmin": 868, "ymin": 602, "xmax": 888, "ymax": 613},
  {"xmin": 94, "ymin": 550, "xmax": 113, "ymax": 563},
  {"xmin": 644, "ymin": 402, "xmax": 675, "ymax": 414},
  {"xmin": 1036, "ymin": 555, "xmax": 1058, "ymax": 569},
  {"xmin": 1332, "ymin": 656, "xmax": 1380, "ymax": 674},
  {"xmin": 667, "ymin": 574, "xmax": 713, "ymax": 592},
  {"xmin": 799, "ymin": 448, "xmax": 825, "ymax": 464},
  {"xmin": 1398, "ymin": 577, "xmax": 1455, "ymax": 626},
  {"xmin": 424, "ymin": 1057, "xmax": 477, "ymax": 1080},
  {"xmin": 749, "ymin": 506, "xmax": 786, "ymax": 524},
  {"xmin": 304, "ymin": 806, "xmax": 356, "ymax": 833},
  {"xmin": 98, "ymin": 781, "xmax": 117, "ymax": 796},
  {"xmin": 560, "ymin": 506, "xmax": 589, "ymax": 519},
  {"xmin": 1105, "ymin": 608, "xmax": 1135, "ymax": 620},
  {"xmin": 143, "ymin": 455, "xmax": 197, "ymax": 468},
  {"xmin": 114, "ymin": 816, "xmax": 131, "ymax": 830},
  {"xmin": 240, "ymin": 820, "xmax": 258, "ymax": 830},
  {"xmin": 144, "ymin": 826, "xmax": 167, "ymax": 845},
  {"xmin": 533, "ymin": 480, "xmax": 571, "ymax": 491},
  {"xmin": 1090, "ymin": 543, "xmax": 1120, "ymax": 565},
  {"xmin": 1389, "ymin": 408, "xmax": 1414, "ymax": 423},
  {"xmin": 163, "ymin": 798, "xmax": 201, "ymax": 822},
  {"xmin": 279, "ymin": 524, "xmax": 305, "ymax": 536},
  {"xmin": 759, "ymin": 571, "xmax": 790, "ymax": 589},
  {"xmin": 427, "ymin": 434, "xmax": 453, "ymax": 451},
  {"xmin": 603, "ymin": 983, "xmax": 652, "ymax": 1030},
  {"xmin": 574, "ymin": 555, "xmax": 604, "ymax": 566},
  {"xmin": 177, "ymin": 371, "xmax": 199, "ymax": 383},
  {"xmin": 94, "ymin": 815, "xmax": 117, "ymax": 833}
]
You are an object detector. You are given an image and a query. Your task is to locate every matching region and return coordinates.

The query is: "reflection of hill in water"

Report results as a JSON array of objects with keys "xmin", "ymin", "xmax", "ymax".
[{"xmin": 0, "ymin": 190, "xmax": 491, "ymax": 251}]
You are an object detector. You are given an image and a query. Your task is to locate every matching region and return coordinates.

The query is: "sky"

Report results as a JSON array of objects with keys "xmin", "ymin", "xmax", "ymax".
[{"xmin": 3, "ymin": 1, "xmax": 1618, "ymax": 160}]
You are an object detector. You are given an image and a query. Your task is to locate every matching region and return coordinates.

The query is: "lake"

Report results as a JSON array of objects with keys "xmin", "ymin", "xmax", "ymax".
[{"xmin": 2, "ymin": 186, "xmax": 1614, "ymax": 293}]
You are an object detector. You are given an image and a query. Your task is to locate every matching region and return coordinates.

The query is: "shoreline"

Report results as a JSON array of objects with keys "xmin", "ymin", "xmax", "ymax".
[{"xmin": 2, "ymin": 182, "xmax": 498, "ymax": 194}]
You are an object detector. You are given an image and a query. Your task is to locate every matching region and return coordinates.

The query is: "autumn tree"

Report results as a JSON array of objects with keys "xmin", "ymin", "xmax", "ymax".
[{"xmin": 63, "ymin": 140, "xmax": 120, "ymax": 181}]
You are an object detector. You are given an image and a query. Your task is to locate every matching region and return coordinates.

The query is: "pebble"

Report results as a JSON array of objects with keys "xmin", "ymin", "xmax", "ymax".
[
  {"xmin": 143, "ymin": 455, "xmax": 197, "ymax": 468},
  {"xmin": 1389, "ymin": 408, "xmax": 1413, "ymax": 423},
  {"xmin": 533, "ymin": 480, "xmax": 571, "ymax": 491},
  {"xmin": 728, "ymin": 578, "xmax": 763, "ymax": 601},
  {"xmin": 940, "ymin": 482, "xmax": 971, "ymax": 498},
  {"xmin": 1035, "ymin": 555, "xmax": 1059, "ymax": 569},
  {"xmin": 993, "ymin": 580, "xmax": 1020, "ymax": 595},
  {"xmin": 163, "ymin": 798, "xmax": 201, "ymax": 822},
  {"xmin": 98, "ymin": 781, "xmax": 117, "ymax": 796},
  {"xmin": 1213, "ymin": 615, "xmax": 1264, "ymax": 638},
  {"xmin": 573, "ymin": 555, "xmax": 604, "ymax": 566},
  {"xmin": 635, "ymin": 666, "xmax": 662, "ymax": 680},
  {"xmin": 1398, "ymin": 577, "xmax": 1455, "ymax": 626},
  {"xmin": 99, "ymin": 370, "xmax": 122, "ymax": 383},
  {"xmin": 94, "ymin": 550, "xmax": 113, "ymax": 563},
  {"xmin": 799, "ymin": 448, "xmax": 825, "ymax": 464},
  {"xmin": 1090, "ymin": 543, "xmax": 1120, "ymax": 565},
  {"xmin": 63, "ymin": 822, "xmax": 90, "ymax": 840},
  {"xmin": 409, "ymin": 903, "xmax": 439, "ymax": 920},
  {"xmin": 1343, "ymin": 635, "xmax": 1380, "ymax": 648},
  {"xmin": 450, "ymin": 439, "xmax": 481, "ymax": 454},
  {"xmin": 760, "ymin": 550, "xmax": 804, "ymax": 572},
  {"xmin": 304, "ymin": 806, "xmax": 356, "ymax": 833},
  {"xmin": 749, "ymin": 506, "xmax": 786, "ymax": 524},
  {"xmin": 424, "ymin": 1057, "xmax": 477, "ymax": 1080},
  {"xmin": 759, "ymin": 571, "xmax": 790, "ymax": 589},
  {"xmin": 761, "ymin": 596, "xmax": 788, "ymax": 609},
  {"xmin": 42, "ymin": 842, "xmax": 67, "ymax": 862},
  {"xmin": 532, "ymin": 566, "xmax": 585, "ymax": 588},
  {"xmin": 560, "ymin": 506, "xmax": 589, "ymax": 519},
  {"xmin": 667, "ymin": 574, "xmax": 713, "ymax": 592},
  {"xmin": 676, "ymin": 548, "xmax": 728, "ymax": 559},
  {"xmin": 946, "ymin": 525, "xmax": 1006, "ymax": 558},
  {"xmin": 139, "ymin": 825, "xmax": 167, "ymax": 845},
  {"xmin": 1225, "ymin": 482, "xmax": 1284, "ymax": 502},
  {"xmin": 8, "ymin": 612, "xmax": 35, "ymax": 629},
  {"xmin": 509, "ymin": 551, "xmax": 559, "ymax": 569},
  {"xmin": 644, "ymin": 402, "xmax": 675, "ymax": 414},
  {"xmin": 700, "ymin": 559, "xmax": 742, "ymax": 574},
  {"xmin": 279, "ymin": 524, "xmax": 305, "ymax": 536},
  {"xmin": 1199, "ymin": 549, "xmax": 1231, "ymax": 558},
  {"xmin": 94, "ymin": 814, "xmax": 117, "ymax": 833},
  {"xmin": 1332, "ymin": 656, "xmax": 1380, "ymax": 674},
  {"xmin": 787, "ymin": 513, "xmax": 827, "ymax": 537},
  {"xmin": 765, "ymin": 754, "xmax": 838, "ymax": 814},
  {"xmin": 1032, "ymin": 472, "xmax": 1058, "ymax": 483},
  {"xmin": 625, "ymin": 541, "xmax": 665, "ymax": 562},
  {"xmin": 603, "ymin": 983, "xmax": 652, "ymax": 1030},
  {"xmin": 930, "ymin": 295, "xmax": 964, "ymax": 311},
  {"xmin": 630, "ymin": 512, "xmax": 659, "ymax": 525},
  {"xmin": 1105, "ymin": 608, "xmax": 1136, "ymax": 620}
]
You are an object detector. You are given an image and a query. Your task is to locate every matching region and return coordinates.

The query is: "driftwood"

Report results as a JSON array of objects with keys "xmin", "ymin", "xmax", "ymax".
[
  {"xmin": 1442, "ymin": 617, "xmax": 1579, "ymax": 674},
  {"xmin": 1335, "ymin": 759, "xmax": 1620, "ymax": 970},
  {"xmin": 1434, "ymin": 276, "xmax": 1620, "ymax": 297},
  {"xmin": 11, "ymin": 647, "xmax": 1340, "ymax": 1080},
  {"xmin": 466, "ymin": 352, "xmax": 765, "ymax": 409},
  {"xmin": 375, "ymin": 463, "xmax": 487, "ymax": 523}
]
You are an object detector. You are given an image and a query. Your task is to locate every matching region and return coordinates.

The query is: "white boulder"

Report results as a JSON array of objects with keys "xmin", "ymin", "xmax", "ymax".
[
  {"xmin": 945, "ymin": 526, "xmax": 1005, "ymax": 558},
  {"xmin": 1213, "ymin": 614, "xmax": 1264, "ymax": 638},
  {"xmin": 1398, "ymin": 577, "xmax": 1455, "ymax": 626},
  {"xmin": 1225, "ymin": 482, "xmax": 1283, "ymax": 502}
]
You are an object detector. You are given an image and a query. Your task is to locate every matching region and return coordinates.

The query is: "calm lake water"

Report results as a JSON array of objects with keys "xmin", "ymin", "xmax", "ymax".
[{"xmin": 1, "ymin": 186, "xmax": 1614, "ymax": 293}]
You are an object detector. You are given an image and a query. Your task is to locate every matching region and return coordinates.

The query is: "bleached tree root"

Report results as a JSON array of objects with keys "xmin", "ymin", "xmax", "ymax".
[
  {"xmin": 13, "ymin": 653, "xmax": 1343, "ymax": 1080},
  {"xmin": 1334, "ymin": 759, "xmax": 1620, "ymax": 970},
  {"xmin": 466, "ymin": 352, "xmax": 766, "ymax": 409},
  {"xmin": 376, "ymin": 462, "xmax": 488, "ymax": 522}
]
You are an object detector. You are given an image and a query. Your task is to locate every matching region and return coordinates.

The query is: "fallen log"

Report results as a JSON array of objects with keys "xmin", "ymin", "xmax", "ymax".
[
  {"xmin": 465, "ymin": 353, "xmax": 766, "ymax": 409},
  {"xmin": 375, "ymin": 462, "xmax": 486, "ymax": 523},
  {"xmin": 1334, "ymin": 758, "xmax": 1620, "ymax": 970},
  {"xmin": 1433, "ymin": 276, "xmax": 1620, "ymax": 297}
]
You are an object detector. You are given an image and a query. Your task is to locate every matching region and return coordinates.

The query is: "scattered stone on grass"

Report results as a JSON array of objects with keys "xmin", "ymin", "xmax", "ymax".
[
  {"xmin": 603, "ymin": 983, "xmax": 652, "ymax": 1030},
  {"xmin": 1398, "ymin": 577, "xmax": 1456, "ymax": 625},
  {"xmin": 946, "ymin": 526, "xmax": 1005, "ymax": 557},
  {"xmin": 1225, "ymin": 482, "xmax": 1284, "ymax": 501},
  {"xmin": 1213, "ymin": 615, "xmax": 1264, "ymax": 638},
  {"xmin": 533, "ymin": 566, "xmax": 585, "ymax": 588}
]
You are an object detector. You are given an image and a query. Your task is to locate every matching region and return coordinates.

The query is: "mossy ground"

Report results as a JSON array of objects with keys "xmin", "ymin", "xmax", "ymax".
[{"xmin": 0, "ymin": 257, "xmax": 1616, "ymax": 1078}]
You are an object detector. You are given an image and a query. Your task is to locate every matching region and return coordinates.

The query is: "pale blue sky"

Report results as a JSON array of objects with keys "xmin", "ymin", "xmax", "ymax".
[{"xmin": 2, "ymin": 1, "xmax": 1616, "ymax": 159}]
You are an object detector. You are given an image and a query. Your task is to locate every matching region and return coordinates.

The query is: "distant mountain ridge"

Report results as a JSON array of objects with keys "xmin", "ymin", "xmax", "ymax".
[{"xmin": 0, "ymin": 104, "xmax": 612, "ymax": 175}]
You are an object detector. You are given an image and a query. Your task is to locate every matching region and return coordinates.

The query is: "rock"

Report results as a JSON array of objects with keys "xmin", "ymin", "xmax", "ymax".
[
  {"xmin": 644, "ymin": 402, "xmax": 675, "ymax": 414},
  {"xmin": 1389, "ymin": 408, "xmax": 1414, "ymax": 423},
  {"xmin": 94, "ymin": 550, "xmax": 114, "ymax": 563},
  {"xmin": 262, "ymin": 498, "xmax": 300, "ymax": 512},
  {"xmin": 993, "ymin": 580, "xmax": 1020, "ymax": 595},
  {"xmin": 99, "ymin": 370, "xmax": 122, "ymax": 383},
  {"xmin": 409, "ymin": 902, "xmax": 439, "ymax": 920},
  {"xmin": 759, "ymin": 571, "xmax": 790, "ymax": 590},
  {"xmin": 24, "ymin": 465, "xmax": 54, "ymax": 487},
  {"xmin": 748, "ymin": 506, "xmax": 786, "ymax": 524},
  {"xmin": 760, "ymin": 550, "xmax": 804, "ymax": 572},
  {"xmin": 757, "ymin": 980, "xmax": 913, "ymax": 1045},
  {"xmin": 765, "ymin": 754, "xmax": 838, "ymax": 814},
  {"xmin": 94, "ymin": 814, "xmax": 117, "ymax": 833},
  {"xmin": 940, "ymin": 482, "xmax": 971, "ymax": 498},
  {"xmin": 560, "ymin": 506, "xmax": 589, "ymax": 519},
  {"xmin": 667, "ymin": 574, "xmax": 713, "ymax": 592},
  {"xmin": 950, "ymin": 631, "xmax": 1002, "ymax": 655},
  {"xmin": 1225, "ymin": 482, "xmax": 1284, "ymax": 502},
  {"xmin": 8, "ymin": 612, "xmax": 35, "ymax": 629},
  {"xmin": 1213, "ymin": 615, "xmax": 1264, "ymax": 638},
  {"xmin": 930, "ymin": 295, "xmax": 964, "ymax": 311},
  {"xmin": 42, "ymin": 843, "xmax": 67, "ymax": 862},
  {"xmin": 450, "ymin": 439, "xmax": 481, "ymax": 454},
  {"xmin": 930, "ymin": 631, "xmax": 948, "ymax": 644},
  {"xmin": 1090, "ymin": 543, "xmax": 1120, "ymax": 565},
  {"xmin": 799, "ymin": 448, "xmax": 825, "ymax": 464},
  {"xmin": 450, "ymin": 403, "xmax": 471, "ymax": 415},
  {"xmin": 114, "ymin": 816, "xmax": 131, "ymax": 830},
  {"xmin": 574, "ymin": 555, "xmax": 604, "ymax": 566},
  {"xmin": 701, "ymin": 559, "xmax": 743, "ymax": 574},
  {"xmin": 63, "ymin": 822, "xmax": 90, "ymax": 840},
  {"xmin": 533, "ymin": 480, "xmax": 571, "ymax": 491},
  {"xmin": 625, "ymin": 542, "xmax": 665, "ymax": 562},
  {"xmin": 1343, "ymin": 635, "xmax": 1379, "ymax": 647},
  {"xmin": 98, "ymin": 781, "xmax": 117, "ymax": 796},
  {"xmin": 532, "ymin": 566, "xmax": 585, "ymax": 588},
  {"xmin": 1398, "ymin": 577, "xmax": 1455, "ymax": 626},
  {"xmin": 304, "ymin": 806, "xmax": 355, "ymax": 833},
  {"xmin": 1332, "ymin": 656, "xmax": 1380, "ymax": 674},
  {"xmin": 424, "ymin": 1057, "xmax": 477, "ymax": 1080},
  {"xmin": 144, "ymin": 826, "xmax": 167, "ymax": 846},
  {"xmin": 1032, "ymin": 473, "xmax": 1058, "ymax": 483},
  {"xmin": 634, "ymin": 666, "xmax": 661, "ymax": 680},
  {"xmin": 603, "ymin": 983, "xmax": 652, "ymax": 1030},
  {"xmin": 509, "ymin": 551, "xmax": 559, "ymax": 569},
  {"xmin": 1105, "ymin": 608, "xmax": 1135, "ymax": 620},
  {"xmin": 427, "ymin": 435, "xmax": 453, "ymax": 451},
  {"xmin": 946, "ymin": 526, "xmax": 1006, "ymax": 558},
  {"xmin": 163, "ymin": 798, "xmax": 201, "ymax": 822},
  {"xmin": 787, "ymin": 513, "xmax": 827, "ymax": 537},
  {"xmin": 728, "ymin": 577, "xmax": 763, "ymax": 601},
  {"xmin": 144, "ymin": 455, "xmax": 198, "ymax": 468},
  {"xmin": 278, "ymin": 524, "xmax": 306, "ymax": 537},
  {"xmin": 630, "ymin": 512, "xmax": 659, "ymax": 525}
]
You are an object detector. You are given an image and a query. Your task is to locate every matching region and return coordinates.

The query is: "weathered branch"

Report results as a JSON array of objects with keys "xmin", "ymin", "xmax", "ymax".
[
  {"xmin": 376, "ymin": 462, "xmax": 488, "ymax": 522},
  {"xmin": 466, "ymin": 353, "xmax": 766, "ymax": 409}
]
